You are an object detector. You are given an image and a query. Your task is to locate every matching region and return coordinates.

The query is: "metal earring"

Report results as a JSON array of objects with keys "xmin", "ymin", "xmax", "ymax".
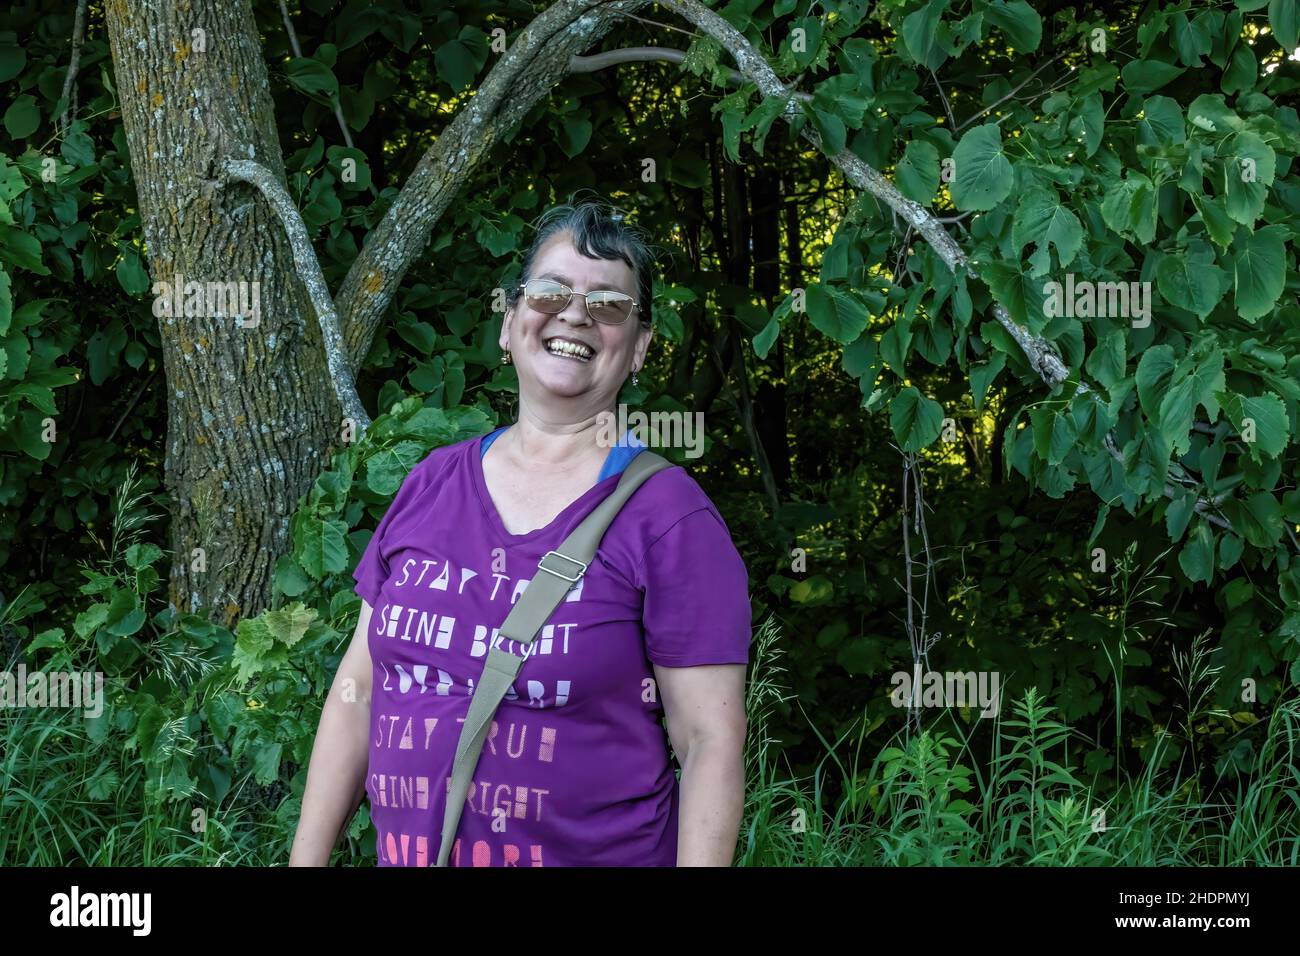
[
  {"xmin": 502, "ymin": 349, "xmax": 512, "ymax": 365},
  {"xmin": 632, "ymin": 369, "xmax": 639, "ymax": 386}
]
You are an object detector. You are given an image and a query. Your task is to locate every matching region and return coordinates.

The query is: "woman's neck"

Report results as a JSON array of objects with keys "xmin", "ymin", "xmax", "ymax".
[{"xmin": 502, "ymin": 407, "xmax": 615, "ymax": 473}]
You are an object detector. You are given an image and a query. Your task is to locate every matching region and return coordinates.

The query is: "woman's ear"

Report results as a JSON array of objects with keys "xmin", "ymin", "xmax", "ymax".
[
  {"xmin": 633, "ymin": 323, "xmax": 653, "ymax": 369},
  {"xmin": 499, "ymin": 307, "xmax": 513, "ymax": 352}
]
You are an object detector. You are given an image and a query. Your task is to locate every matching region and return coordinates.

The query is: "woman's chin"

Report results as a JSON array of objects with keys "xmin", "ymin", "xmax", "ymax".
[{"xmin": 527, "ymin": 362, "xmax": 599, "ymax": 399}]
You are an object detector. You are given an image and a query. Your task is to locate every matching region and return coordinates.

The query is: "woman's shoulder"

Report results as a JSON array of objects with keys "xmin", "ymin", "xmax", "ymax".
[
  {"xmin": 617, "ymin": 456, "xmax": 734, "ymax": 543},
  {"xmin": 607, "ymin": 457, "xmax": 750, "ymax": 600}
]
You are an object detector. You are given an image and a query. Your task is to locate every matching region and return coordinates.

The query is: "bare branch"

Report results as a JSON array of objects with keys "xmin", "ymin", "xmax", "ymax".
[
  {"xmin": 278, "ymin": 0, "xmax": 355, "ymax": 149},
  {"xmin": 57, "ymin": 0, "xmax": 89, "ymax": 135},
  {"xmin": 570, "ymin": 46, "xmax": 814, "ymax": 102},
  {"xmin": 955, "ymin": 53, "xmax": 1065, "ymax": 132},
  {"xmin": 221, "ymin": 158, "xmax": 371, "ymax": 433}
]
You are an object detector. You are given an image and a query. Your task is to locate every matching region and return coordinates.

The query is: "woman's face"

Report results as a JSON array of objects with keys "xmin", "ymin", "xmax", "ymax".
[{"xmin": 500, "ymin": 231, "xmax": 652, "ymax": 412}]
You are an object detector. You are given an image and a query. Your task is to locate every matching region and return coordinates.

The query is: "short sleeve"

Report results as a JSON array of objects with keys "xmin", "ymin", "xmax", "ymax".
[
  {"xmin": 639, "ymin": 507, "xmax": 752, "ymax": 667},
  {"xmin": 352, "ymin": 454, "xmax": 437, "ymax": 607}
]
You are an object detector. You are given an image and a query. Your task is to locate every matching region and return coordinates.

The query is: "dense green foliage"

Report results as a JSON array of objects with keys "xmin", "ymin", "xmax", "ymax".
[{"xmin": 3, "ymin": 0, "xmax": 1299, "ymax": 863}]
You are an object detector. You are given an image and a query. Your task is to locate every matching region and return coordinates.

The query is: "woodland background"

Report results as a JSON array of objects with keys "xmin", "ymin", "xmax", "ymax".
[{"xmin": 1, "ymin": 0, "xmax": 1299, "ymax": 864}]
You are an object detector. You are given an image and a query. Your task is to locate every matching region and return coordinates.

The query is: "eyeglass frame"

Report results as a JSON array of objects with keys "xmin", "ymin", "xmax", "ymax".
[{"xmin": 516, "ymin": 279, "xmax": 643, "ymax": 325}]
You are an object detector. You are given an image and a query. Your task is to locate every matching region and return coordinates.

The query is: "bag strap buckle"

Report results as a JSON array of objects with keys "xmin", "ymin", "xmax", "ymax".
[{"xmin": 538, "ymin": 549, "xmax": 587, "ymax": 583}]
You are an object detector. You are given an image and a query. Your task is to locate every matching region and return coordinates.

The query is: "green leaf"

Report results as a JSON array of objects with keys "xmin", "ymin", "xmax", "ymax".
[
  {"xmin": 805, "ymin": 283, "xmax": 869, "ymax": 344},
  {"xmin": 982, "ymin": 261, "xmax": 1047, "ymax": 333},
  {"xmin": 1219, "ymin": 532, "xmax": 1245, "ymax": 570},
  {"xmin": 251, "ymin": 742, "xmax": 284, "ymax": 786},
  {"xmin": 1271, "ymin": 0, "xmax": 1300, "ymax": 49},
  {"xmin": 1171, "ymin": 12, "xmax": 1213, "ymax": 67},
  {"xmin": 0, "ymin": 35, "xmax": 26, "ymax": 83},
  {"xmin": 296, "ymin": 514, "xmax": 348, "ymax": 579},
  {"xmin": 1221, "ymin": 391, "xmax": 1289, "ymax": 461},
  {"xmin": 125, "ymin": 543, "xmax": 163, "ymax": 570},
  {"xmin": 1158, "ymin": 352, "xmax": 1225, "ymax": 455},
  {"xmin": 896, "ymin": 140, "xmax": 940, "ymax": 204},
  {"xmin": 1137, "ymin": 96, "xmax": 1185, "ymax": 146},
  {"xmin": 1223, "ymin": 131, "xmax": 1275, "ymax": 225},
  {"xmin": 435, "ymin": 27, "xmax": 488, "ymax": 93},
  {"xmin": 0, "ymin": 225, "xmax": 47, "ymax": 275},
  {"xmin": 274, "ymin": 555, "xmax": 312, "ymax": 598},
  {"xmin": 1231, "ymin": 491, "xmax": 1284, "ymax": 547},
  {"xmin": 1178, "ymin": 522, "xmax": 1216, "ymax": 584},
  {"xmin": 365, "ymin": 440, "xmax": 425, "ymax": 496},
  {"xmin": 950, "ymin": 124, "xmax": 1013, "ymax": 212},
  {"xmin": 1075, "ymin": 94, "xmax": 1104, "ymax": 156},
  {"xmin": 1136, "ymin": 345, "xmax": 1177, "ymax": 421},
  {"xmin": 104, "ymin": 588, "xmax": 146, "ymax": 637},
  {"xmin": 1190, "ymin": 193, "xmax": 1236, "ymax": 248},
  {"xmin": 560, "ymin": 116, "xmax": 593, "ymax": 158},
  {"xmin": 808, "ymin": 107, "xmax": 846, "ymax": 155},
  {"xmin": 1012, "ymin": 187, "xmax": 1083, "ymax": 275},
  {"xmin": 1221, "ymin": 39, "xmax": 1257, "ymax": 95},
  {"xmin": 115, "ymin": 250, "xmax": 150, "ymax": 296},
  {"xmin": 740, "ymin": 95, "xmax": 789, "ymax": 157},
  {"xmin": 285, "ymin": 57, "xmax": 339, "ymax": 97},
  {"xmin": 1165, "ymin": 490, "xmax": 1197, "ymax": 541},
  {"xmin": 753, "ymin": 316, "xmax": 780, "ymax": 359},
  {"xmin": 984, "ymin": 0, "xmax": 1042, "ymax": 52},
  {"xmin": 61, "ymin": 128, "xmax": 95, "ymax": 167},
  {"xmin": 1100, "ymin": 173, "xmax": 1157, "ymax": 244},
  {"xmin": 262, "ymin": 603, "xmax": 317, "ymax": 648},
  {"xmin": 1187, "ymin": 93, "xmax": 1243, "ymax": 133},
  {"xmin": 1084, "ymin": 329, "xmax": 1126, "ymax": 390},
  {"xmin": 970, "ymin": 352, "xmax": 1006, "ymax": 412},
  {"xmin": 1121, "ymin": 59, "xmax": 1185, "ymax": 93},
  {"xmin": 1155, "ymin": 244, "xmax": 1226, "ymax": 319},
  {"xmin": 1046, "ymin": 409, "xmax": 1077, "ymax": 465},
  {"xmin": 890, "ymin": 386, "xmax": 944, "ymax": 452},
  {"xmin": 3, "ymin": 95, "xmax": 39, "ymax": 139},
  {"xmin": 1233, "ymin": 224, "xmax": 1287, "ymax": 321},
  {"xmin": 902, "ymin": 0, "xmax": 950, "ymax": 69},
  {"xmin": 74, "ymin": 603, "xmax": 110, "ymax": 639}
]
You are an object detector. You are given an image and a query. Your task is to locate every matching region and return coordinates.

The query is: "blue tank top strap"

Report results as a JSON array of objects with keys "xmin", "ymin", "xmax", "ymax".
[
  {"xmin": 479, "ymin": 426, "xmax": 508, "ymax": 455},
  {"xmin": 480, "ymin": 425, "xmax": 647, "ymax": 480},
  {"xmin": 597, "ymin": 429, "xmax": 648, "ymax": 482}
]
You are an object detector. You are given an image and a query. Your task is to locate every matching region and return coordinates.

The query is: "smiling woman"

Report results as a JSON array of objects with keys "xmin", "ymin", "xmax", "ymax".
[{"xmin": 290, "ymin": 198, "xmax": 754, "ymax": 868}]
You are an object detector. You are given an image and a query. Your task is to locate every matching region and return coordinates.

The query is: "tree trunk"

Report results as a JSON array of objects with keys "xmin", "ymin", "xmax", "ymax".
[{"xmin": 105, "ymin": 0, "xmax": 337, "ymax": 624}]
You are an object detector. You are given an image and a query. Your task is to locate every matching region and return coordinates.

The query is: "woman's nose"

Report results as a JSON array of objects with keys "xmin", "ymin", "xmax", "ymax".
[{"xmin": 558, "ymin": 292, "xmax": 592, "ymax": 325}]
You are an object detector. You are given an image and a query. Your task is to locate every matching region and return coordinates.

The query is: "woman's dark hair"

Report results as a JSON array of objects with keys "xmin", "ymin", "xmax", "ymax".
[{"xmin": 506, "ymin": 197, "xmax": 656, "ymax": 330}]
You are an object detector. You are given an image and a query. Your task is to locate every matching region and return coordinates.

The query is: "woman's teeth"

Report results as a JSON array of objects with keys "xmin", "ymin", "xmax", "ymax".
[{"xmin": 545, "ymin": 339, "xmax": 593, "ymax": 361}]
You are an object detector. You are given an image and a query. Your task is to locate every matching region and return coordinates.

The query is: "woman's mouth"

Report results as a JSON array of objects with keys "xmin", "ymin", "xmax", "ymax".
[{"xmin": 544, "ymin": 337, "xmax": 594, "ymax": 362}]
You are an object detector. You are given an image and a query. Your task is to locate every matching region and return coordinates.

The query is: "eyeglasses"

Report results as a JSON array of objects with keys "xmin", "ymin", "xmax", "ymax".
[{"xmin": 518, "ymin": 278, "xmax": 640, "ymax": 325}]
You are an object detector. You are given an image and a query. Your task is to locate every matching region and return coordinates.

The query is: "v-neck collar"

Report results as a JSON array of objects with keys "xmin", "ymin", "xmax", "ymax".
[{"xmin": 473, "ymin": 431, "xmax": 621, "ymax": 545}]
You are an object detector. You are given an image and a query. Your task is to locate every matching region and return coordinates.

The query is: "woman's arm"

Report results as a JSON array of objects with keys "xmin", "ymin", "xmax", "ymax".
[
  {"xmin": 288, "ymin": 600, "xmax": 375, "ymax": 866},
  {"xmin": 654, "ymin": 662, "xmax": 748, "ymax": 866}
]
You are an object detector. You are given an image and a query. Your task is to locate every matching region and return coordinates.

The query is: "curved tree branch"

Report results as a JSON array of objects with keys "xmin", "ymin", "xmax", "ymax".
[{"xmin": 222, "ymin": 158, "xmax": 370, "ymax": 433}]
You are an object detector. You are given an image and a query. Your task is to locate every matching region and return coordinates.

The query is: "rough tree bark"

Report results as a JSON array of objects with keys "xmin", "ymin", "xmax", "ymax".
[{"xmin": 105, "ymin": 0, "xmax": 338, "ymax": 624}]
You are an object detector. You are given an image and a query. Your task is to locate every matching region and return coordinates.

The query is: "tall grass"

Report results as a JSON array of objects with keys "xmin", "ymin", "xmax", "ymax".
[{"xmin": 736, "ymin": 615, "xmax": 1300, "ymax": 866}]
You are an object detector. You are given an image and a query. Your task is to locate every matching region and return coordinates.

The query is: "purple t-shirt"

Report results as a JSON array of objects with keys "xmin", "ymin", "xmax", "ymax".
[{"xmin": 352, "ymin": 431, "xmax": 752, "ymax": 866}]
